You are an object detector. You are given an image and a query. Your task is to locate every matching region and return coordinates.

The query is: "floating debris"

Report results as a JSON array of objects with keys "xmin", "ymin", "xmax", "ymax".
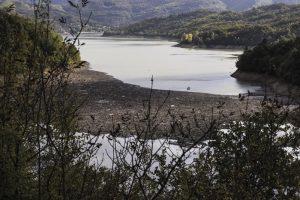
[{"xmin": 97, "ymin": 99, "xmax": 109, "ymax": 104}]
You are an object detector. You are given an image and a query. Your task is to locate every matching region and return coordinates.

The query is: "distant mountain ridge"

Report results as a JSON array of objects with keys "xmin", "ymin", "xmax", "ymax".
[
  {"xmin": 0, "ymin": 0, "xmax": 226, "ymax": 27},
  {"xmin": 1, "ymin": 0, "xmax": 300, "ymax": 26}
]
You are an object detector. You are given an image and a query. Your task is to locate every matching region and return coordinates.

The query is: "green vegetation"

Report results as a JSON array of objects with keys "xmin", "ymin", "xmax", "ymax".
[
  {"xmin": 114, "ymin": 4, "xmax": 300, "ymax": 47},
  {"xmin": 237, "ymin": 37, "xmax": 300, "ymax": 86},
  {"xmin": 0, "ymin": 7, "xmax": 85, "ymax": 199}
]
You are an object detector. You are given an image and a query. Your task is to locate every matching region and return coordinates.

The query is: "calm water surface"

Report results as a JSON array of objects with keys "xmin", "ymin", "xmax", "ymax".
[{"xmin": 80, "ymin": 36, "xmax": 261, "ymax": 95}]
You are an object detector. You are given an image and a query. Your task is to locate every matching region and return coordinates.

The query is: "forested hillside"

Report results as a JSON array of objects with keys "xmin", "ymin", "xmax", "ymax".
[{"xmin": 114, "ymin": 4, "xmax": 300, "ymax": 47}]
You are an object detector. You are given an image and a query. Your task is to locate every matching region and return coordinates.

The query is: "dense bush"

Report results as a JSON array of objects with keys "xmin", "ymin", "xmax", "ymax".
[
  {"xmin": 0, "ymin": 6, "xmax": 85, "ymax": 199},
  {"xmin": 237, "ymin": 37, "xmax": 300, "ymax": 85}
]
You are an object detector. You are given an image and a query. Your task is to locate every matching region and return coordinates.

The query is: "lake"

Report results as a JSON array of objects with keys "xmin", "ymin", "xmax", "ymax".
[{"xmin": 80, "ymin": 36, "xmax": 261, "ymax": 95}]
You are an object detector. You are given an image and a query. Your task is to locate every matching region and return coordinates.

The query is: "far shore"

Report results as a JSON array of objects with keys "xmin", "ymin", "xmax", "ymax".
[
  {"xmin": 102, "ymin": 32, "xmax": 178, "ymax": 42},
  {"xmin": 175, "ymin": 43, "xmax": 246, "ymax": 50},
  {"xmin": 102, "ymin": 32, "xmax": 247, "ymax": 50}
]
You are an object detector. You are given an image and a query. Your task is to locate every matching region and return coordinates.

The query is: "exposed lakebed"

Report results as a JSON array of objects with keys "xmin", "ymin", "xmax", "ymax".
[{"xmin": 79, "ymin": 36, "xmax": 261, "ymax": 95}]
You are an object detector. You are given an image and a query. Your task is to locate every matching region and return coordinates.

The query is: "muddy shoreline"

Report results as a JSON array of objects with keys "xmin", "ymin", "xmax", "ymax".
[
  {"xmin": 232, "ymin": 70, "xmax": 300, "ymax": 100},
  {"xmin": 70, "ymin": 67, "xmax": 260, "ymax": 134}
]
